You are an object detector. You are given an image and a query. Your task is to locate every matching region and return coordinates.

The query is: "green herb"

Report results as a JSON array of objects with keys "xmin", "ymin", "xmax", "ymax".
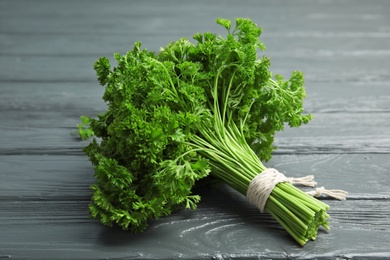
[{"xmin": 79, "ymin": 17, "xmax": 329, "ymax": 245}]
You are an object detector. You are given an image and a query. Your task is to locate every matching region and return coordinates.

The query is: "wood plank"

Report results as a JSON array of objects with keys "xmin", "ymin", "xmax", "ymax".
[
  {"xmin": 1, "ymin": 1, "xmax": 390, "ymax": 84},
  {"xmin": 0, "ymin": 187, "xmax": 389, "ymax": 259},
  {"xmin": 1, "ymin": 112, "xmax": 389, "ymax": 155},
  {"xmin": 1, "ymin": 0, "xmax": 389, "ymax": 67},
  {"xmin": 1, "ymin": 43, "xmax": 390, "ymax": 84},
  {"xmin": 0, "ymin": 56, "xmax": 96, "ymax": 83},
  {"xmin": 0, "ymin": 153, "xmax": 388, "ymax": 202},
  {"xmin": 2, "ymin": 28, "xmax": 390, "ymax": 57},
  {"xmin": 0, "ymin": 155, "xmax": 93, "ymax": 198},
  {"xmin": 274, "ymin": 112, "xmax": 390, "ymax": 154},
  {"xmin": 1, "ymin": 80, "xmax": 389, "ymax": 118},
  {"xmin": 266, "ymin": 154, "xmax": 390, "ymax": 198},
  {"xmin": 0, "ymin": 82, "xmax": 389, "ymax": 154},
  {"xmin": 305, "ymin": 82, "xmax": 390, "ymax": 113},
  {"xmin": 1, "ymin": 80, "xmax": 388, "ymax": 118},
  {"xmin": 1, "ymin": 0, "xmax": 388, "ymax": 35},
  {"xmin": 4, "ymin": 113, "xmax": 388, "ymax": 152},
  {"xmin": 0, "ymin": 82, "xmax": 103, "ymax": 110}
]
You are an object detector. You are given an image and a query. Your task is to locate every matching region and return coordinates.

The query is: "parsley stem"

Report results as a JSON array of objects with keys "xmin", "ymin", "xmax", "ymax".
[{"xmin": 191, "ymin": 110, "xmax": 329, "ymax": 246}]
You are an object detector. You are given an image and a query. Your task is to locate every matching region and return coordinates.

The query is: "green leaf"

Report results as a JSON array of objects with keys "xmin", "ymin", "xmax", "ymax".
[
  {"xmin": 77, "ymin": 116, "xmax": 94, "ymax": 140},
  {"xmin": 216, "ymin": 17, "xmax": 231, "ymax": 31},
  {"xmin": 94, "ymin": 57, "xmax": 111, "ymax": 86}
]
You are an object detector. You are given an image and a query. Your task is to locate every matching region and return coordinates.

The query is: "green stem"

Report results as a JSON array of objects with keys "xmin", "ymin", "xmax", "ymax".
[
  {"xmin": 191, "ymin": 115, "xmax": 330, "ymax": 245},
  {"xmin": 186, "ymin": 63, "xmax": 330, "ymax": 246}
]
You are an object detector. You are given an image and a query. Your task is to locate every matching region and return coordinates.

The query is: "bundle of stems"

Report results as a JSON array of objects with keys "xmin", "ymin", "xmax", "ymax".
[{"xmin": 188, "ymin": 73, "xmax": 330, "ymax": 246}]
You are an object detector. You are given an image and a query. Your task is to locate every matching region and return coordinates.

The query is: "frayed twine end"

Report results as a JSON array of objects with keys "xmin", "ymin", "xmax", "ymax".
[
  {"xmin": 288, "ymin": 175, "xmax": 317, "ymax": 187},
  {"xmin": 306, "ymin": 186, "xmax": 348, "ymax": 201}
]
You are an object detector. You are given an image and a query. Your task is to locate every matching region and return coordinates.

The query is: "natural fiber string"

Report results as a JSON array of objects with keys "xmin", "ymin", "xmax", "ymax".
[
  {"xmin": 246, "ymin": 168, "xmax": 289, "ymax": 213},
  {"xmin": 287, "ymin": 175, "xmax": 317, "ymax": 187},
  {"xmin": 246, "ymin": 168, "xmax": 348, "ymax": 212},
  {"xmin": 307, "ymin": 186, "xmax": 348, "ymax": 201}
]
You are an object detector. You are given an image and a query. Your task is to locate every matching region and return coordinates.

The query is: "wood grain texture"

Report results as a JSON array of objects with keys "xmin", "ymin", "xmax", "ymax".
[
  {"xmin": 0, "ymin": 0, "xmax": 389, "ymax": 259},
  {"xmin": 0, "ymin": 185, "xmax": 389, "ymax": 259}
]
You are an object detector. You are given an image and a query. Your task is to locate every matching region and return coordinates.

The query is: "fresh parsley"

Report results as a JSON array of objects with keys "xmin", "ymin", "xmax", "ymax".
[{"xmin": 79, "ymin": 18, "xmax": 329, "ymax": 245}]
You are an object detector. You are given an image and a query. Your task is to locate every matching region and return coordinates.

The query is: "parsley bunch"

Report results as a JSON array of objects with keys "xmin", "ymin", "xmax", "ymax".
[{"xmin": 80, "ymin": 18, "xmax": 329, "ymax": 245}]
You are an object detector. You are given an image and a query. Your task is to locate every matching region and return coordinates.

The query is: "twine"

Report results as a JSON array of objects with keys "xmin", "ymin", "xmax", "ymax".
[
  {"xmin": 246, "ymin": 168, "xmax": 347, "ymax": 212},
  {"xmin": 246, "ymin": 168, "xmax": 288, "ymax": 213},
  {"xmin": 307, "ymin": 187, "xmax": 348, "ymax": 201}
]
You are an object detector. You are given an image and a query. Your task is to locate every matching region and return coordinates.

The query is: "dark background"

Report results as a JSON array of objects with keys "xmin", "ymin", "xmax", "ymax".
[{"xmin": 1, "ymin": 0, "xmax": 390, "ymax": 259}]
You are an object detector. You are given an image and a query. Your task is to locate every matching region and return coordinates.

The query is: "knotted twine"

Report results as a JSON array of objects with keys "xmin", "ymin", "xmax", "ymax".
[{"xmin": 246, "ymin": 168, "xmax": 348, "ymax": 213}]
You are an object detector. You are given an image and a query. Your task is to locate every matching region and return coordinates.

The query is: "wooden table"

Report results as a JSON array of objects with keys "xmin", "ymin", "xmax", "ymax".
[{"xmin": 1, "ymin": 0, "xmax": 389, "ymax": 259}]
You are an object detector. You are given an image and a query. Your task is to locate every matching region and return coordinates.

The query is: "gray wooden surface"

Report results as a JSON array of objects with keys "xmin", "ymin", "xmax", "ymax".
[{"xmin": 1, "ymin": 0, "xmax": 390, "ymax": 259}]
